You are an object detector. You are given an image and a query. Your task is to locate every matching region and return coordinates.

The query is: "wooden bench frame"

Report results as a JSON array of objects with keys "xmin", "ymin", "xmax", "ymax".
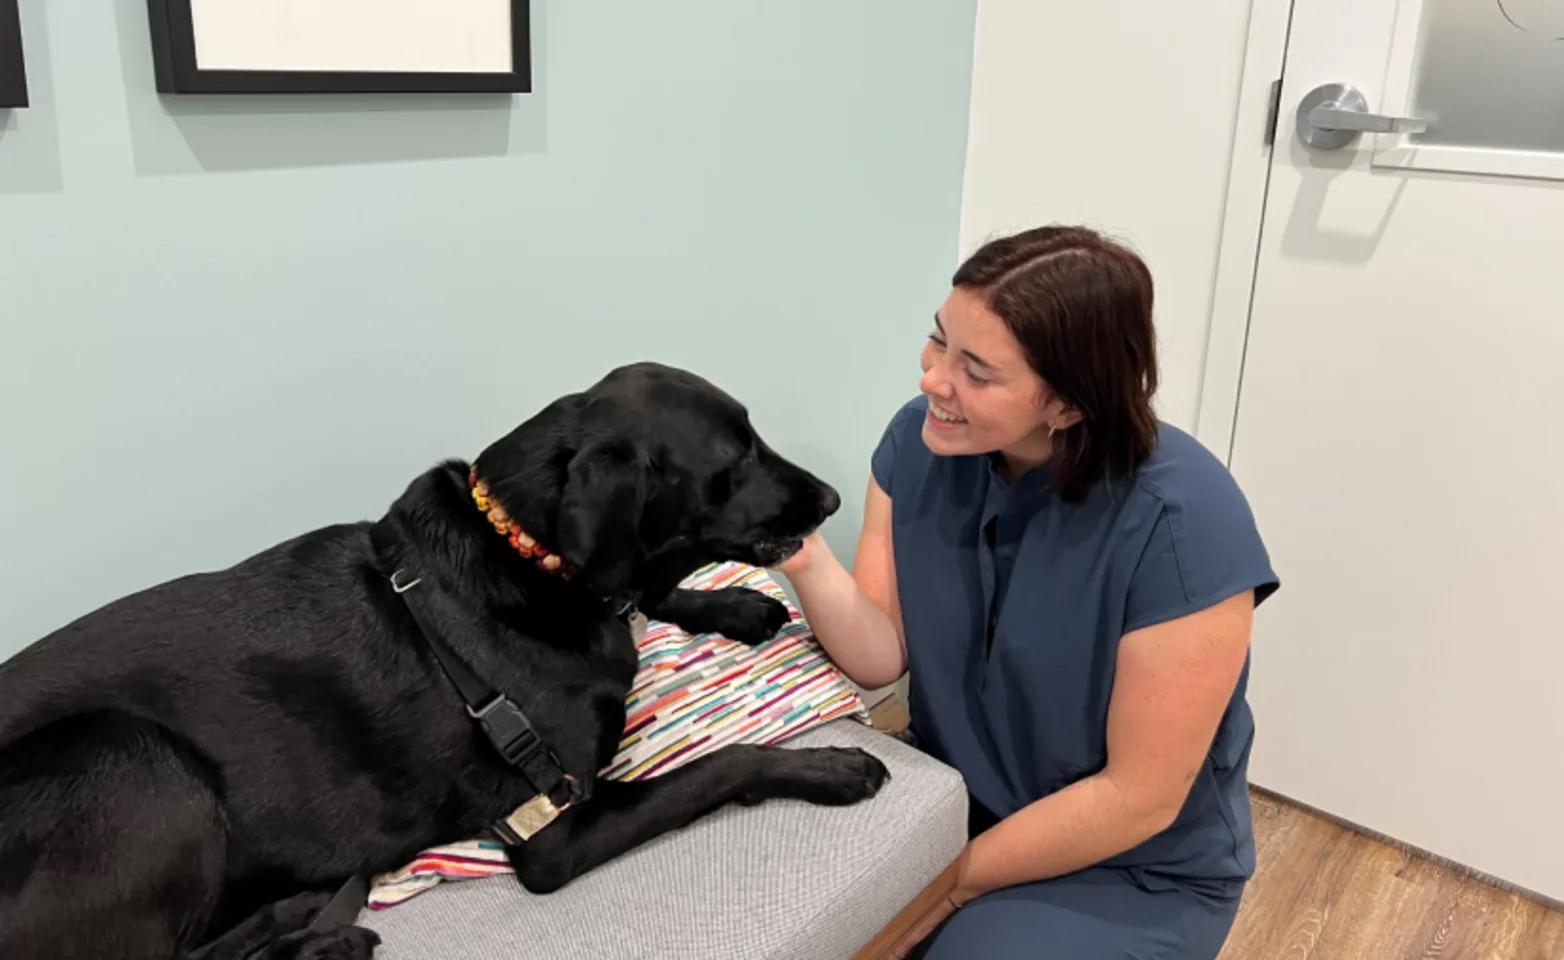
[{"xmin": 849, "ymin": 858, "xmax": 961, "ymax": 960}]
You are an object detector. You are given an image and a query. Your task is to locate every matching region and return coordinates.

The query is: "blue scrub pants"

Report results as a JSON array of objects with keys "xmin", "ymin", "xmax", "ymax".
[{"xmin": 909, "ymin": 800, "xmax": 1242, "ymax": 960}]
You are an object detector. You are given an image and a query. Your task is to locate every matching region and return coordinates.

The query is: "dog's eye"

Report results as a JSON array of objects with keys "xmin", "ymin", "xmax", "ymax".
[{"xmin": 707, "ymin": 469, "xmax": 733, "ymax": 504}]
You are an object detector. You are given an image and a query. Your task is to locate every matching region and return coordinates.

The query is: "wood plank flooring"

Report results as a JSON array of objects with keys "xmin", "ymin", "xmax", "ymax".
[
  {"xmin": 1219, "ymin": 790, "xmax": 1564, "ymax": 959},
  {"xmin": 863, "ymin": 696, "xmax": 1561, "ymax": 957}
]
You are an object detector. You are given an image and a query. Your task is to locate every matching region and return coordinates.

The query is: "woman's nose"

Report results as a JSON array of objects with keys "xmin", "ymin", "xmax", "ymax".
[{"xmin": 920, "ymin": 364, "xmax": 951, "ymax": 399}]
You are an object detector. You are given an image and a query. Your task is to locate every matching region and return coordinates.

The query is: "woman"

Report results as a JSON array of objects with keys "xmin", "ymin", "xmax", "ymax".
[{"xmin": 775, "ymin": 226, "xmax": 1278, "ymax": 959}]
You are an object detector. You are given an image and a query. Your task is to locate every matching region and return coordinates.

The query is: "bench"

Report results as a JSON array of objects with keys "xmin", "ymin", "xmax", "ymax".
[{"xmin": 361, "ymin": 715, "xmax": 967, "ymax": 959}]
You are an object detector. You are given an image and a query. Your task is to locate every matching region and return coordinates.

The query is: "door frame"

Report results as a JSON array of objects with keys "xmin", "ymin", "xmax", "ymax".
[{"xmin": 1193, "ymin": 0, "xmax": 1297, "ymax": 462}]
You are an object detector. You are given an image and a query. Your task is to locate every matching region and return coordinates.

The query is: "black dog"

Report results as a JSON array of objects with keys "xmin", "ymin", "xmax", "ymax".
[{"xmin": 0, "ymin": 362, "xmax": 889, "ymax": 960}]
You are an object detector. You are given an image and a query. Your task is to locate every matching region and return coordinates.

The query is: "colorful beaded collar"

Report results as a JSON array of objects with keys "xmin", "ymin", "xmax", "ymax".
[{"xmin": 469, "ymin": 467, "xmax": 570, "ymax": 578}]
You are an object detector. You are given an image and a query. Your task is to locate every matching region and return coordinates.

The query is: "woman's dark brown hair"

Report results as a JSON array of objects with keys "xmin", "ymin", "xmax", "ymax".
[{"xmin": 952, "ymin": 224, "xmax": 1159, "ymax": 503}]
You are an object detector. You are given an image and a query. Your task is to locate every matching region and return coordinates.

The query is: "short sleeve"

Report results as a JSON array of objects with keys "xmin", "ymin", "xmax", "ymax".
[
  {"xmin": 871, "ymin": 418, "xmax": 900, "ymax": 496},
  {"xmin": 870, "ymin": 397, "xmax": 926, "ymax": 498},
  {"xmin": 1122, "ymin": 488, "xmax": 1279, "ymax": 635}
]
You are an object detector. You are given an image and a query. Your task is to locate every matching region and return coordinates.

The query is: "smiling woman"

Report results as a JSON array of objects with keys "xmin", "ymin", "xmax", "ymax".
[{"xmin": 775, "ymin": 225, "xmax": 1279, "ymax": 960}]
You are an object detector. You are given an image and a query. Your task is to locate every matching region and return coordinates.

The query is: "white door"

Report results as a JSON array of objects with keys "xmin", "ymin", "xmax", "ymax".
[{"xmin": 1228, "ymin": 0, "xmax": 1564, "ymax": 900}]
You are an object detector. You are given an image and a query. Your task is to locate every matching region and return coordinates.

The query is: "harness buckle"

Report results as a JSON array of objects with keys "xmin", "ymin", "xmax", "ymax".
[{"xmin": 468, "ymin": 695, "xmax": 545, "ymax": 768}]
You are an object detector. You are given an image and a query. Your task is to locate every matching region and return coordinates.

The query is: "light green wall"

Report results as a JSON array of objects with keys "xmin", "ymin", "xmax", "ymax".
[{"xmin": 0, "ymin": 1, "xmax": 976, "ymax": 650}]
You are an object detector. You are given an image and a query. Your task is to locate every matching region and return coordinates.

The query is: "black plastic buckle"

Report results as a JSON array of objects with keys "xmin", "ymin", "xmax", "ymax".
[{"xmin": 468, "ymin": 695, "xmax": 545, "ymax": 768}]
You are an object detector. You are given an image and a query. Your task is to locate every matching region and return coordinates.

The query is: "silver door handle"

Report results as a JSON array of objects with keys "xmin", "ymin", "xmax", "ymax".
[
  {"xmin": 1296, "ymin": 82, "xmax": 1430, "ymax": 150},
  {"xmin": 1307, "ymin": 104, "xmax": 1427, "ymax": 135}
]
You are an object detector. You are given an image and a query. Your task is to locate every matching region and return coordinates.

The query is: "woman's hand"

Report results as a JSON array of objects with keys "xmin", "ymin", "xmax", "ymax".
[
  {"xmin": 774, "ymin": 530, "xmax": 829, "ymax": 578},
  {"xmin": 766, "ymin": 477, "xmax": 908, "ymax": 689},
  {"xmin": 889, "ymin": 846, "xmax": 981, "ymax": 958}
]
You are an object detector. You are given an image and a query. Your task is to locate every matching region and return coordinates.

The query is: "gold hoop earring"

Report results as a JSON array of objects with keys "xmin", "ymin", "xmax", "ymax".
[{"xmin": 1047, "ymin": 424, "xmax": 1058, "ymax": 439}]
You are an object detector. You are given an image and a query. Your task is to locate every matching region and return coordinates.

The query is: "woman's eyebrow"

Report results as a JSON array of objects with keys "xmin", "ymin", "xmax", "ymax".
[
  {"xmin": 964, "ymin": 350, "xmax": 997, "ymax": 371},
  {"xmin": 933, "ymin": 311, "xmax": 998, "ymax": 370}
]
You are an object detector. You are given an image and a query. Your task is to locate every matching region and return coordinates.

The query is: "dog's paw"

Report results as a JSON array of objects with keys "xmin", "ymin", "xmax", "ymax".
[
  {"xmin": 265, "ymin": 891, "xmax": 338, "ymax": 936},
  {"xmin": 712, "ymin": 589, "xmax": 792, "ymax": 645},
  {"xmin": 273, "ymin": 926, "xmax": 382, "ymax": 960},
  {"xmin": 767, "ymin": 747, "xmax": 892, "ymax": 806}
]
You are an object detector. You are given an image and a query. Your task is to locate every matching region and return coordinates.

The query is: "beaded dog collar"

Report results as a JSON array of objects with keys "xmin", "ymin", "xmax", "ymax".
[{"xmin": 469, "ymin": 467, "xmax": 569, "ymax": 578}]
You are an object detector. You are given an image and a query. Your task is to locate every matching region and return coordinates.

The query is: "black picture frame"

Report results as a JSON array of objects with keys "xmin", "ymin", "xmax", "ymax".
[
  {"xmin": 146, "ymin": 0, "xmax": 531, "ymax": 95},
  {"xmin": 0, "ymin": 0, "xmax": 27, "ymax": 109}
]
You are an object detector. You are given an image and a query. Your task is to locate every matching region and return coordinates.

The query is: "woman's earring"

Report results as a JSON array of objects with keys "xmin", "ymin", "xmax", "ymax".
[{"xmin": 1047, "ymin": 424, "xmax": 1058, "ymax": 439}]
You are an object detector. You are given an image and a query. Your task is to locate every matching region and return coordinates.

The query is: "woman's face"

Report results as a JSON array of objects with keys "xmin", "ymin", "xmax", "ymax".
[{"xmin": 918, "ymin": 286, "xmax": 1078, "ymax": 468}]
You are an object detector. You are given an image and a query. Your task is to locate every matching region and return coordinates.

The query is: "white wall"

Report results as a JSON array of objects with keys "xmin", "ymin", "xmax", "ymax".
[{"xmin": 958, "ymin": 0, "xmax": 1259, "ymax": 431}]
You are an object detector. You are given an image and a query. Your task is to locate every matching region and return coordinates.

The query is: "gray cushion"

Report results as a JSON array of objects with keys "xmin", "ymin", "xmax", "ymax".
[{"xmin": 361, "ymin": 719, "xmax": 968, "ymax": 959}]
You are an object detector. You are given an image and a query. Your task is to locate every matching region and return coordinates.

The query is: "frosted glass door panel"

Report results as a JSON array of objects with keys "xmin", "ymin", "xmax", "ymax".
[{"xmin": 1409, "ymin": 0, "xmax": 1564, "ymax": 152}]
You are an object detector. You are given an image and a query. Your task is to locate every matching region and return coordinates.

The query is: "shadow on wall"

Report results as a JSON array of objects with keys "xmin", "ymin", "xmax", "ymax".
[
  {"xmin": 0, "ymin": 0, "xmax": 61, "ymax": 195},
  {"xmin": 111, "ymin": 0, "xmax": 547, "ymax": 176}
]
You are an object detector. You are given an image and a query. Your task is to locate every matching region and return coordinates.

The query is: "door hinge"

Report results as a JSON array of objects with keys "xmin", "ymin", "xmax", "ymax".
[{"xmin": 1263, "ymin": 78, "xmax": 1283, "ymax": 146}]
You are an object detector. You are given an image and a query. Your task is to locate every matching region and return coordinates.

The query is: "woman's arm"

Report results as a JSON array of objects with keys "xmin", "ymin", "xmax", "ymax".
[
  {"xmin": 955, "ymin": 590, "xmax": 1257, "ymax": 896},
  {"xmin": 776, "ymin": 477, "xmax": 907, "ymax": 690}
]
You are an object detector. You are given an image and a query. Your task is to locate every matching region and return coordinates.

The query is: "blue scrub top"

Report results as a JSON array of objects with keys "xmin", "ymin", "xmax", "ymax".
[{"xmin": 872, "ymin": 396, "xmax": 1278, "ymax": 897}]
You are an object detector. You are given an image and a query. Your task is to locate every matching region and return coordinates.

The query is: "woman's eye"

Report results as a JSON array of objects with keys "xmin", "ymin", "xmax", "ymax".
[
  {"xmin": 928, "ymin": 334, "xmax": 947, "ymax": 350},
  {"xmin": 966, "ymin": 371, "xmax": 990, "ymax": 386}
]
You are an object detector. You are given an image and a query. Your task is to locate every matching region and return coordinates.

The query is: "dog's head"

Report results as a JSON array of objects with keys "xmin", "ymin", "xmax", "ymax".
[{"xmin": 473, "ymin": 363, "xmax": 839, "ymax": 608}]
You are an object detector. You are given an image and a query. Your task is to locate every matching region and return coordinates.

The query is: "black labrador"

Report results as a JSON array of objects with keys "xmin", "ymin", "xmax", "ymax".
[{"xmin": 0, "ymin": 362, "xmax": 889, "ymax": 960}]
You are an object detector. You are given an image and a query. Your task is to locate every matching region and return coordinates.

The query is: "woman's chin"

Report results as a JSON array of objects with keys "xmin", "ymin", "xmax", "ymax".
[{"xmin": 922, "ymin": 421, "xmax": 976, "ymax": 456}]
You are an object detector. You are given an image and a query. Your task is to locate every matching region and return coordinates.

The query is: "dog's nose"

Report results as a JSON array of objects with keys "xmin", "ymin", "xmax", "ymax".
[{"xmin": 821, "ymin": 486, "xmax": 841, "ymax": 517}]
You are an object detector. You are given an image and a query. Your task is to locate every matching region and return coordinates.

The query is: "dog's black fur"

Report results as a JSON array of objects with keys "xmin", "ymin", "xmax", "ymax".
[{"xmin": 0, "ymin": 362, "xmax": 889, "ymax": 960}]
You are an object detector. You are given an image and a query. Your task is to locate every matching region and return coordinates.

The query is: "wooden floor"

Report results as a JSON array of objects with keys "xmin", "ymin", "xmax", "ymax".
[
  {"xmin": 1219, "ymin": 790, "xmax": 1564, "ymax": 959},
  {"xmin": 864, "ymin": 696, "xmax": 1563, "ymax": 957}
]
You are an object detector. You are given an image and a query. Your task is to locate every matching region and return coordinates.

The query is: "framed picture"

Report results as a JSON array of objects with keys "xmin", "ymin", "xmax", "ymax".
[
  {"xmin": 0, "ymin": 0, "xmax": 26, "ymax": 109},
  {"xmin": 146, "ymin": 0, "xmax": 531, "ymax": 95}
]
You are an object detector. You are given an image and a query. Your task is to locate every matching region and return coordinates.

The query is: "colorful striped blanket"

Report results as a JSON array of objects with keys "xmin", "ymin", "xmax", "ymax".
[{"xmin": 366, "ymin": 562, "xmax": 869, "ymax": 908}]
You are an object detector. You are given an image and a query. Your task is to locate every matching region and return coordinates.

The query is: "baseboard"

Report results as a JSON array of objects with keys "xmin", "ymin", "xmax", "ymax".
[{"xmin": 1249, "ymin": 782, "xmax": 1564, "ymax": 913}]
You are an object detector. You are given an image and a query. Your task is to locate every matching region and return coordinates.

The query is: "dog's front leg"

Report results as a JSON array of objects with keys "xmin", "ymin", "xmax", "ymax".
[
  {"xmin": 642, "ymin": 587, "xmax": 790, "ymax": 645},
  {"xmin": 507, "ymin": 743, "xmax": 889, "ymax": 894},
  {"xmin": 187, "ymin": 891, "xmax": 379, "ymax": 960}
]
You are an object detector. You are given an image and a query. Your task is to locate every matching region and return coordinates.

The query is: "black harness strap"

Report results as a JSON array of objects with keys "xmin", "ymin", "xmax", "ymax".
[
  {"xmin": 290, "ymin": 568, "xmax": 595, "ymax": 940},
  {"xmin": 390, "ymin": 569, "xmax": 587, "ymax": 823}
]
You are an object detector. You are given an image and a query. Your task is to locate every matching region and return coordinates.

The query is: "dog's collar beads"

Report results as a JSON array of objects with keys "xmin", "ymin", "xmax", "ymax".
[
  {"xmin": 469, "ymin": 467, "xmax": 570, "ymax": 579},
  {"xmin": 469, "ymin": 466, "xmax": 639, "ymax": 622}
]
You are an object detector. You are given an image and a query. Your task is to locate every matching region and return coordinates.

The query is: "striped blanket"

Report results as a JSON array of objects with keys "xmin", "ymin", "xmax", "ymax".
[{"xmin": 366, "ymin": 562, "xmax": 869, "ymax": 908}]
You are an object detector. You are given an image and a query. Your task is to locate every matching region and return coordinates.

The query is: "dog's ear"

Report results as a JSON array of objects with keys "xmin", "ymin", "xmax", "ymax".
[{"xmin": 556, "ymin": 438, "xmax": 648, "ymax": 604}]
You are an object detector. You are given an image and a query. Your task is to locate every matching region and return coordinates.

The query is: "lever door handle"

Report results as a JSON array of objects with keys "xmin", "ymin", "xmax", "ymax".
[
  {"xmin": 1296, "ymin": 82, "xmax": 1430, "ymax": 150},
  {"xmin": 1307, "ymin": 104, "xmax": 1427, "ymax": 135}
]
